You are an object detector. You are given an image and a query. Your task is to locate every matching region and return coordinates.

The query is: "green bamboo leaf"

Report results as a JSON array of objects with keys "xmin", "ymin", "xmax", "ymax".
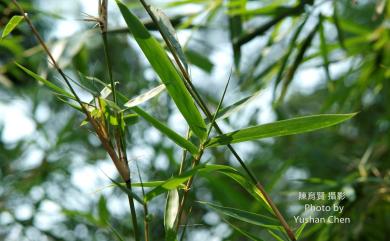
[
  {"xmin": 332, "ymin": 2, "xmax": 346, "ymax": 50},
  {"xmin": 319, "ymin": 15, "xmax": 332, "ymax": 89},
  {"xmin": 212, "ymin": 169, "xmax": 271, "ymax": 212},
  {"xmin": 228, "ymin": 0, "xmax": 244, "ymax": 69},
  {"xmin": 295, "ymin": 222, "xmax": 307, "ymax": 239},
  {"xmin": 223, "ymin": 218, "xmax": 265, "ymax": 241},
  {"xmin": 109, "ymin": 176, "xmax": 143, "ymax": 204},
  {"xmin": 278, "ymin": 20, "xmax": 319, "ymax": 103},
  {"xmin": 149, "ymin": 5, "xmax": 188, "ymax": 71},
  {"xmin": 116, "ymin": 1, "xmax": 207, "ymax": 140},
  {"xmin": 164, "ymin": 189, "xmax": 179, "ymax": 241},
  {"xmin": 98, "ymin": 195, "xmax": 110, "ymax": 224},
  {"xmin": 145, "ymin": 164, "xmax": 235, "ymax": 202},
  {"xmin": 185, "ymin": 50, "xmax": 214, "ymax": 73},
  {"xmin": 215, "ymin": 89, "xmax": 261, "ymax": 121},
  {"xmin": 124, "ymin": 84, "xmax": 165, "ymax": 108},
  {"xmin": 205, "ymin": 113, "xmax": 356, "ymax": 147},
  {"xmin": 93, "ymin": 180, "xmax": 178, "ymax": 194},
  {"xmin": 2, "ymin": 15, "xmax": 24, "ymax": 38},
  {"xmin": 199, "ymin": 201, "xmax": 281, "ymax": 229},
  {"xmin": 132, "ymin": 107, "xmax": 198, "ymax": 155},
  {"xmin": 268, "ymin": 230, "xmax": 287, "ymax": 241},
  {"xmin": 16, "ymin": 63, "xmax": 75, "ymax": 100},
  {"xmin": 273, "ymin": 15, "xmax": 308, "ymax": 97}
]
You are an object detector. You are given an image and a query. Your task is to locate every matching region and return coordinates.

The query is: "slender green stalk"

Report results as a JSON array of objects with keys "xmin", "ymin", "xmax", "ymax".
[
  {"xmin": 126, "ymin": 180, "xmax": 140, "ymax": 241},
  {"xmin": 178, "ymin": 129, "xmax": 191, "ymax": 175},
  {"xmin": 135, "ymin": 161, "xmax": 150, "ymax": 241},
  {"xmin": 175, "ymin": 148, "xmax": 204, "ymax": 231},
  {"xmin": 176, "ymin": 76, "xmax": 229, "ymax": 230},
  {"xmin": 137, "ymin": 1, "xmax": 296, "ymax": 240},
  {"xmin": 98, "ymin": 1, "xmax": 140, "ymax": 240}
]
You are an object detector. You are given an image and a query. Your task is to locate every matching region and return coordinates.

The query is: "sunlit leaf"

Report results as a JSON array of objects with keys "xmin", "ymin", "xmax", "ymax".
[
  {"xmin": 206, "ymin": 114, "xmax": 356, "ymax": 147},
  {"xmin": 199, "ymin": 201, "xmax": 281, "ymax": 229},
  {"xmin": 164, "ymin": 189, "xmax": 179, "ymax": 241},
  {"xmin": 16, "ymin": 63, "xmax": 76, "ymax": 100},
  {"xmin": 124, "ymin": 84, "xmax": 165, "ymax": 108},
  {"xmin": 116, "ymin": 1, "xmax": 207, "ymax": 140},
  {"xmin": 2, "ymin": 15, "xmax": 24, "ymax": 38},
  {"xmin": 223, "ymin": 218, "xmax": 265, "ymax": 241}
]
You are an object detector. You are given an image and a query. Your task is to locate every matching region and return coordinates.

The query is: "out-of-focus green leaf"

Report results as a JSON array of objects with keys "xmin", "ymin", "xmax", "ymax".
[
  {"xmin": 319, "ymin": 15, "xmax": 332, "ymax": 90},
  {"xmin": 199, "ymin": 201, "xmax": 281, "ymax": 229},
  {"xmin": 185, "ymin": 50, "xmax": 214, "ymax": 73},
  {"xmin": 164, "ymin": 189, "xmax": 179, "ymax": 241},
  {"xmin": 228, "ymin": 0, "xmax": 244, "ymax": 69},
  {"xmin": 124, "ymin": 84, "xmax": 165, "ymax": 108},
  {"xmin": 132, "ymin": 107, "xmax": 198, "ymax": 155},
  {"xmin": 98, "ymin": 195, "xmax": 110, "ymax": 224},
  {"xmin": 205, "ymin": 113, "xmax": 356, "ymax": 147},
  {"xmin": 123, "ymin": 113, "xmax": 139, "ymax": 126},
  {"xmin": 273, "ymin": 14, "xmax": 308, "ymax": 97},
  {"xmin": 332, "ymin": 2, "xmax": 346, "ymax": 50},
  {"xmin": 62, "ymin": 209, "xmax": 99, "ymax": 225},
  {"xmin": 295, "ymin": 222, "xmax": 307, "ymax": 239},
  {"xmin": 228, "ymin": 2, "xmax": 293, "ymax": 17},
  {"xmin": 278, "ymin": 21, "xmax": 320, "ymax": 102},
  {"xmin": 116, "ymin": 1, "xmax": 207, "ymax": 140},
  {"xmin": 268, "ymin": 230, "xmax": 287, "ymax": 241},
  {"xmin": 223, "ymin": 218, "xmax": 266, "ymax": 241},
  {"xmin": 2, "ymin": 15, "xmax": 24, "ymax": 38}
]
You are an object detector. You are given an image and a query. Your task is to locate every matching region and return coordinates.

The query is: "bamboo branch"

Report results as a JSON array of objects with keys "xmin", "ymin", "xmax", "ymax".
[
  {"xmin": 98, "ymin": 1, "xmax": 140, "ymax": 240},
  {"xmin": 137, "ymin": 1, "xmax": 296, "ymax": 240}
]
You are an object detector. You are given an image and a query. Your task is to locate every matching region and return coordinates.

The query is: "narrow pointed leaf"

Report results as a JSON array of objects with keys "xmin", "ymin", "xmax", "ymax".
[
  {"xmin": 185, "ymin": 50, "xmax": 214, "ymax": 73},
  {"xmin": 164, "ymin": 189, "xmax": 179, "ymax": 241},
  {"xmin": 273, "ymin": 15, "xmax": 308, "ymax": 96},
  {"xmin": 132, "ymin": 107, "xmax": 198, "ymax": 155},
  {"xmin": 2, "ymin": 15, "xmax": 24, "ymax": 38},
  {"xmin": 205, "ymin": 113, "xmax": 356, "ymax": 147},
  {"xmin": 145, "ymin": 164, "xmax": 236, "ymax": 202},
  {"xmin": 278, "ymin": 20, "xmax": 319, "ymax": 102},
  {"xmin": 319, "ymin": 15, "xmax": 332, "ymax": 85},
  {"xmin": 295, "ymin": 222, "xmax": 307, "ymax": 239},
  {"xmin": 116, "ymin": 1, "xmax": 207, "ymax": 140},
  {"xmin": 98, "ymin": 195, "xmax": 110, "ymax": 224},
  {"xmin": 215, "ymin": 90, "xmax": 261, "ymax": 121},
  {"xmin": 150, "ymin": 6, "xmax": 188, "ymax": 71},
  {"xmin": 16, "ymin": 63, "xmax": 75, "ymax": 100},
  {"xmin": 223, "ymin": 218, "xmax": 265, "ymax": 241},
  {"xmin": 228, "ymin": 0, "xmax": 244, "ymax": 68},
  {"xmin": 109, "ymin": 176, "xmax": 143, "ymax": 204},
  {"xmin": 199, "ymin": 201, "xmax": 281, "ymax": 229},
  {"xmin": 215, "ymin": 169, "xmax": 271, "ymax": 211},
  {"xmin": 124, "ymin": 84, "xmax": 165, "ymax": 108}
]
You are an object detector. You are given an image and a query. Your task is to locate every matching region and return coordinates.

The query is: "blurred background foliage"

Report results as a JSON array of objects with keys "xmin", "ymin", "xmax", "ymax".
[{"xmin": 0, "ymin": 0, "xmax": 389, "ymax": 240}]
